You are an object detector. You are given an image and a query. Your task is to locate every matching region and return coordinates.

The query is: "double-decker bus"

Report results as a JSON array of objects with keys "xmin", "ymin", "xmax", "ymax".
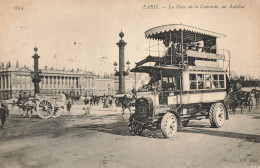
[{"xmin": 129, "ymin": 24, "xmax": 231, "ymax": 138}]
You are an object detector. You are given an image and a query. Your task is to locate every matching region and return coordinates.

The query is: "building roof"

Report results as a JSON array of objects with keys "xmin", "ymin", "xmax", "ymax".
[{"xmin": 0, "ymin": 65, "xmax": 95, "ymax": 76}]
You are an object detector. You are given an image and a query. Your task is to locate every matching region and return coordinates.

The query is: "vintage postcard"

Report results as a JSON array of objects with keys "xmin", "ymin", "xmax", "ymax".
[{"xmin": 0, "ymin": 0, "xmax": 259, "ymax": 168}]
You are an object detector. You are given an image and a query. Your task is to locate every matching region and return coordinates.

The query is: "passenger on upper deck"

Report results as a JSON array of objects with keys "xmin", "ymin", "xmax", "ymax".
[
  {"xmin": 163, "ymin": 39, "xmax": 175, "ymax": 56},
  {"xmin": 196, "ymin": 43, "xmax": 203, "ymax": 52}
]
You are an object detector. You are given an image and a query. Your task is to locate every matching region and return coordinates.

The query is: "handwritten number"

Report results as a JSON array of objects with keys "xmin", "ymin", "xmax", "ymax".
[{"xmin": 13, "ymin": 6, "xmax": 23, "ymax": 10}]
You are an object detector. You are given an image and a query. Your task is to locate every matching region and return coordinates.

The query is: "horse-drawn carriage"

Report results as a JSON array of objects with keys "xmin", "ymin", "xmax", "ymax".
[
  {"xmin": 251, "ymin": 89, "xmax": 259, "ymax": 106},
  {"xmin": 114, "ymin": 94, "xmax": 135, "ymax": 107},
  {"xmin": 16, "ymin": 93, "xmax": 66, "ymax": 119},
  {"xmin": 227, "ymin": 90, "xmax": 254, "ymax": 113}
]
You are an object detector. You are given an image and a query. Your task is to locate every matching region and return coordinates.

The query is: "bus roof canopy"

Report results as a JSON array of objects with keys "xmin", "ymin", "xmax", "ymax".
[{"xmin": 145, "ymin": 24, "xmax": 226, "ymax": 41}]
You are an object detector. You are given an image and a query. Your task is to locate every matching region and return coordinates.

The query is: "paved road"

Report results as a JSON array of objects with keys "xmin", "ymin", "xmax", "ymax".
[{"xmin": 0, "ymin": 106, "xmax": 260, "ymax": 168}]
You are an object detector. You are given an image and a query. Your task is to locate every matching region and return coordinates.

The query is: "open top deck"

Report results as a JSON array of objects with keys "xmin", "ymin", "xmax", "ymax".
[{"xmin": 134, "ymin": 24, "xmax": 230, "ymax": 75}]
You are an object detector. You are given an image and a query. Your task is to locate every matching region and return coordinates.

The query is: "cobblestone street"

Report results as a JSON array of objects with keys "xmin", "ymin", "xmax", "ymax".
[{"xmin": 1, "ymin": 105, "xmax": 260, "ymax": 168}]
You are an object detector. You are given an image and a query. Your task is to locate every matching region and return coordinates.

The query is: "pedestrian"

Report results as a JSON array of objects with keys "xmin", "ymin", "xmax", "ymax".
[
  {"xmin": 96, "ymin": 97, "xmax": 100, "ymax": 106},
  {"xmin": 103, "ymin": 96, "xmax": 108, "ymax": 108},
  {"xmin": 0, "ymin": 102, "xmax": 9, "ymax": 129},
  {"xmin": 109, "ymin": 96, "xmax": 113, "ymax": 107},
  {"xmin": 90, "ymin": 97, "xmax": 93, "ymax": 106},
  {"xmin": 122, "ymin": 95, "xmax": 131, "ymax": 115},
  {"xmin": 67, "ymin": 102, "xmax": 72, "ymax": 115},
  {"xmin": 93, "ymin": 96, "xmax": 96, "ymax": 106}
]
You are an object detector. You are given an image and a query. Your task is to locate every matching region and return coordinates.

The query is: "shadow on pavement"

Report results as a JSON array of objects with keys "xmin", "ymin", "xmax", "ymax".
[
  {"xmin": 183, "ymin": 127, "xmax": 260, "ymax": 143},
  {"xmin": 76, "ymin": 120, "xmax": 166, "ymax": 139},
  {"xmin": 77, "ymin": 121, "xmax": 131, "ymax": 136}
]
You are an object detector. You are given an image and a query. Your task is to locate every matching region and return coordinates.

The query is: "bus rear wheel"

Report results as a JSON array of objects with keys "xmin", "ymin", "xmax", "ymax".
[{"xmin": 209, "ymin": 103, "xmax": 226, "ymax": 128}]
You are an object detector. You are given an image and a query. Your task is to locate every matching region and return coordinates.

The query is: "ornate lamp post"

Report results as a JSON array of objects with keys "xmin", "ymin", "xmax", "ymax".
[
  {"xmin": 114, "ymin": 31, "xmax": 130, "ymax": 94},
  {"xmin": 32, "ymin": 47, "xmax": 41, "ymax": 94}
]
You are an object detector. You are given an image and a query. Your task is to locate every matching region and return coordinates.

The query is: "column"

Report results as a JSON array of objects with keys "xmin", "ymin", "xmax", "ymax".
[
  {"xmin": 0, "ymin": 76, "xmax": 3, "ymax": 89},
  {"xmin": 69, "ymin": 77, "xmax": 71, "ymax": 89},
  {"xmin": 0, "ymin": 75, "xmax": 2, "ymax": 89},
  {"xmin": 63, "ymin": 77, "xmax": 65, "ymax": 89},
  {"xmin": 42, "ymin": 76, "xmax": 45, "ymax": 89},
  {"xmin": 50, "ymin": 76, "xmax": 52, "ymax": 89},
  {"xmin": 62, "ymin": 77, "xmax": 64, "ymax": 89},
  {"xmin": 55, "ymin": 76, "xmax": 58, "ymax": 89},
  {"xmin": 16, "ymin": 75, "xmax": 19, "ymax": 89},
  {"xmin": 90, "ymin": 78, "xmax": 92, "ymax": 89},
  {"xmin": 75, "ymin": 77, "xmax": 77, "ymax": 89},
  {"xmin": 8, "ymin": 75, "xmax": 11, "ymax": 89},
  {"xmin": 92, "ymin": 77, "xmax": 95, "ymax": 88},
  {"xmin": 87, "ymin": 77, "xmax": 90, "ymax": 89},
  {"xmin": 20, "ymin": 75, "xmax": 22, "ymax": 89},
  {"xmin": 64, "ymin": 76, "xmax": 66, "ymax": 89},
  {"xmin": 53, "ymin": 76, "xmax": 55, "ymax": 89},
  {"xmin": 57, "ymin": 77, "xmax": 59, "ymax": 89},
  {"xmin": 46, "ymin": 76, "xmax": 48, "ymax": 89},
  {"xmin": 71, "ymin": 77, "xmax": 73, "ymax": 89},
  {"xmin": 25, "ymin": 76, "xmax": 27, "ymax": 89},
  {"xmin": 45, "ymin": 76, "xmax": 47, "ymax": 89},
  {"xmin": 4, "ymin": 75, "xmax": 7, "ymax": 90},
  {"xmin": 93, "ymin": 76, "xmax": 95, "ymax": 88},
  {"xmin": 66, "ymin": 77, "xmax": 68, "ymax": 89}
]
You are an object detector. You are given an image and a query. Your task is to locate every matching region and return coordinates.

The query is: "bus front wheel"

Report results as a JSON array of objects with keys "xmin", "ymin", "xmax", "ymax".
[{"xmin": 161, "ymin": 112, "xmax": 178, "ymax": 138}]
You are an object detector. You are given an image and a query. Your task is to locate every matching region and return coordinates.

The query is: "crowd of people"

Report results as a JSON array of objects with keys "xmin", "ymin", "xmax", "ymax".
[
  {"xmin": 0, "ymin": 94, "xmax": 135, "ymax": 129},
  {"xmin": 84, "ymin": 96, "xmax": 114, "ymax": 107}
]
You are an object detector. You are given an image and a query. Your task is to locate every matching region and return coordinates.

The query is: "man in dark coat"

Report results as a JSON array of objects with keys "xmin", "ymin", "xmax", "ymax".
[
  {"xmin": 67, "ymin": 102, "xmax": 72, "ymax": 114},
  {"xmin": 122, "ymin": 95, "xmax": 131, "ymax": 115},
  {"xmin": 0, "ymin": 102, "xmax": 9, "ymax": 129}
]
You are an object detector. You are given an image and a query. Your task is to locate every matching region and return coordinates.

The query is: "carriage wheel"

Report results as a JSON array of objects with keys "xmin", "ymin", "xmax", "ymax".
[
  {"xmin": 161, "ymin": 112, "xmax": 178, "ymax": 138},
  {"xmin": 240, "ymin": 102, "xmax": 246, "ymax": 113},
  {"xmin": 36, "ymin": 100, "xmax": 54, "ymax": 119},
  {"xmin": 52, "ymin": 106, "xmax": 64, "ymax": 118},
  {"xmin": 209, "ymin": 103, "xmax": 226, "ymax": 128},
  {"xmin": 248, "ymin": 98, "xmax": 254, "ymax": 112},
  {"xmin": 128, "ymin": 114, "xmax": 144, "ymax": 136}
]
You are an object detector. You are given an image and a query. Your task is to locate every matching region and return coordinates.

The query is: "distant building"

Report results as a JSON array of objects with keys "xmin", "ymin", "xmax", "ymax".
[
  {"xmin": 0, "ymin": 62, "xmax": 96, "ymax": 99},
  {"xmin": 114, "ymin": 72, "xmax": 150, "ymax": 94},
  {"xmin": 0, "ymin": 61, "xmax": 150, "ymax": 99},
  {"xmin": 93, "ymin": 72, "xmax": 150, "ymax": 96},
  {"xmin": 95, "ymin": 77, "xmax": 116, "ymax": 96}
]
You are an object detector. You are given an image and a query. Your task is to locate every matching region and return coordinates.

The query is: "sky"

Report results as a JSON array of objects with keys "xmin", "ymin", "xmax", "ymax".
[{"xmin": 0, "ymin": 0, "xmax": 260, "ymax": 78}]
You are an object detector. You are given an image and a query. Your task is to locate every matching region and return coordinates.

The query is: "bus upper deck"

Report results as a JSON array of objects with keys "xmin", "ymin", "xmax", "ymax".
[{"xmin": 137, "ymin": 24, "xmax": 230, "ymax": 72}]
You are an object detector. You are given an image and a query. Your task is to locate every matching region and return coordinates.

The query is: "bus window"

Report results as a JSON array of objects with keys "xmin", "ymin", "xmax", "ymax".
[
  {"xmin": 189, "ymin": 74, "xmax": 196, "ymax": 80},
  {"xmin": 189, "ymin": 74, "xmax": 196, "ymax": 89},
  {"xmin": 169, "ymin": 77, "xmax": 173, "ymax": 83},
  {"xmin": 163, "ymin": 77, "xmax": 168, "ymax": 83},
  {"xmin": 205, "ymin": 74, "xmax": 211, "ymax": 89},
  {"xmin": 197, "ymin": 74, "xmax": 204, "ymax": 89},
  {"xmin": 219, "ymin": 74, "xmax": 225, "ymax": 88},
  {"xmin": 213, "ymin": 74, "xmax": 218, "ymax": 88}
]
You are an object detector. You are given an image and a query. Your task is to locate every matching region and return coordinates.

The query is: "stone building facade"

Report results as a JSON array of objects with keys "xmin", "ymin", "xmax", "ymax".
[
  {"xmin": 95, "ymin": 77, "xmax": 116, "ymax": 96},
  {"xmin": 0, "ymin": 64, "xmax": 96, "ymax": 99},
  {"xmin": 0, "ymin": 62, "xmax": 149, "ymax": 100}
]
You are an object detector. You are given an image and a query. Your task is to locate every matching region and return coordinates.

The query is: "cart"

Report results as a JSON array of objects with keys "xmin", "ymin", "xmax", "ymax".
[{"xmin": 16, "ymin": 93, "xmax": 66, "ymax": 119}]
